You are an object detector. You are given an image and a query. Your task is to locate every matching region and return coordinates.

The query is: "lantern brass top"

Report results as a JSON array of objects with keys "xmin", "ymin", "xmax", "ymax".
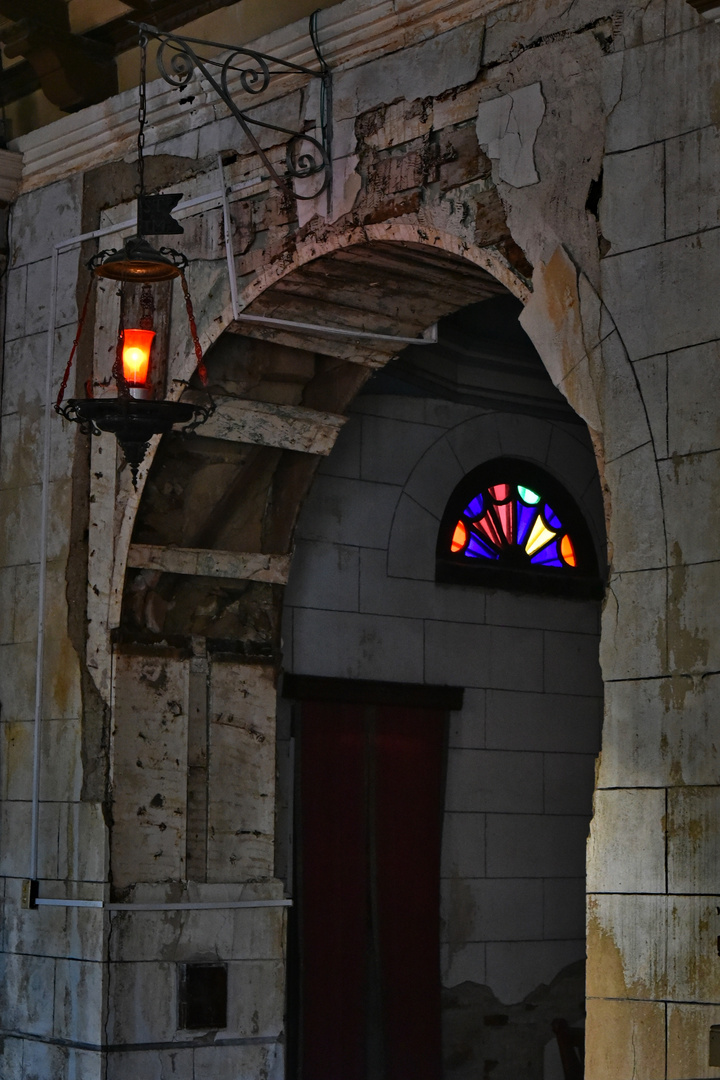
[{"xmin": 93, "ymin": 236, "xmax": 184, "ymax": 282}]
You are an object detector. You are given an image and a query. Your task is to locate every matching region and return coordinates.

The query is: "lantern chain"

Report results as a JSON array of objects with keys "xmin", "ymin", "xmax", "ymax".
[
  {"xmin": 136, "ymin": 32, "xmax": 148, "ymax": 203},
  {"xmin": 112, "ymin": 283, "xmax": 130, "ymax": 399},
  {"xmin": 180, "ymin": 271, "xmax": 208, "ymax": 386},
  {"xmin": 54, "ymin": 280, "xmax": 94, "ymax": 411},
  {"xmin": 139, "ymin": 284, "xmax": 154, "ymax": 330}
]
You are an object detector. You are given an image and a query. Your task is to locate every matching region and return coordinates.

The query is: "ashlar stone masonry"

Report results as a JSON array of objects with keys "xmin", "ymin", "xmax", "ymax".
[{"xmin": 0, "ymin": 0, "xmax": 718, "ymax": 1077}]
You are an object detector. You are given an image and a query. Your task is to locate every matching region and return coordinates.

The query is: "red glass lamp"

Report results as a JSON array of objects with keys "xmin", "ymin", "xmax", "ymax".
[{"xmin": 121, "ymin": 328, "xmax": 155, "ymax": 391}]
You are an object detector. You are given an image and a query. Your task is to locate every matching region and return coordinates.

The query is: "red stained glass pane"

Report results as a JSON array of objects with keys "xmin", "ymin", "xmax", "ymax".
[
  {"xmin": 560, "ymin": 533, "xmax": 576, "ymax": 566},
  {"xmin": 488, "ymin": 483, "xmax": 511, "ymax": 502},
  {"xmin": 495, "ymin": 500, "xmax": 514, "ymax": 545},
  {"xmin": 451, "ymin": 521, "xmax": 467, "ymax": 552},
  {"xmin": 476, "ymin": 512, "xmax": 504, "ymax": 549}
]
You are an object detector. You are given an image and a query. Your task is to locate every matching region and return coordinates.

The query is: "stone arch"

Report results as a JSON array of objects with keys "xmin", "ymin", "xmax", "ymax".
[
  {"xmin": 88, "ymin": 228, "xmax": 670, "ymax": 774},
  {"xmin": 240, "ymin": 222, "xmax": 531, "ymax": 311},
  {"xmin": 98, "ymin": 231, "xmax": 668, "ymax": 662},
  {"xmin": 90, "ymin": 227, "xmax": 534, "ymax": 699},
  {"xmin": 89, "ymin": 220, "xmax": 664, "ymax": 1077}
]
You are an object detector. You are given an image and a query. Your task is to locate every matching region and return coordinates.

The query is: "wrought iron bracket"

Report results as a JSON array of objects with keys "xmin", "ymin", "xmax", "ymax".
[{"xmin": 135, "ymin": 16, "xmax": 332, "ymax": 200}]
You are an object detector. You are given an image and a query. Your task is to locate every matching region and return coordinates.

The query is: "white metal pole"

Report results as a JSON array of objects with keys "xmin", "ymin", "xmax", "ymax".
[
  {"xmin": 30, "ymin": 244, "xmax": 59, "ymax": 881},
  {"xmin": 35, "ymin": 898, "xmax": 292, "ymax": 910},
  {"xmin": 218, "ymin": 154, "xmax": 240, "ymax": 321}
]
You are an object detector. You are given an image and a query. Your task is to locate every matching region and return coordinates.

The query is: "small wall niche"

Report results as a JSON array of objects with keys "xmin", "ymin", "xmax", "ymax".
[{"xmin": 179, "ymin": 962, "xmax": 228, "ymax": 1030}]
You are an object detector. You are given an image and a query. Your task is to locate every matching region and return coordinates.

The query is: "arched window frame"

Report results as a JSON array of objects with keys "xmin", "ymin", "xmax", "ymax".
[{"xmin": 436, "ymin": 457, "xmax": 604, "ymax": 599}]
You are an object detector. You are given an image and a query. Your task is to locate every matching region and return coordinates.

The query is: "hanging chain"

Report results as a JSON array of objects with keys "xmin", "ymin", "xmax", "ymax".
[
  {"xmin": 112, "ymin": 283, "xmax": 131, "ymax": 398},
  {"xmin": 136, "ymin": 32, "xmax": 148, "ymax": 202},
  {"xmin": 180, "ymin": 271, "xmax": 208, "ymax": 386},
  {"xmin": 139, "ymin": 284, "xmax": 154, "ymax": 330},
  {"xmin": 55, "ymin": 279, "xmax": 94, "ymax": 410}
]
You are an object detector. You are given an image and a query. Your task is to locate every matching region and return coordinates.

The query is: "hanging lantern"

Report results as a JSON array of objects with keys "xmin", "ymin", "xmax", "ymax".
[
  {"xmin": 54, "ymin": 37, "xmax": 213, "ymax": 487},
  {"xmin": 54, "ymin": 231, "xmax": 213, "ymax": 488}
]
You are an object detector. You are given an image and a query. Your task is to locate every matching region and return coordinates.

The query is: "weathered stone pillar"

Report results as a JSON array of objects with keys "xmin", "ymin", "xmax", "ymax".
[{"xmin": 105, "ymin": 649, "xmax": 285, "ymax": 1078}]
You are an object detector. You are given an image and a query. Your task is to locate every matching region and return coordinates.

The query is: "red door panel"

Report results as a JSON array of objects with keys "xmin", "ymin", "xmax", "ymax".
[
  {"xmin": 298, "ymin": 700, "xmax": 445, "ymax": 1080},
  {"xmin": 375, "ymin": 706, "xmax": 444, "ymax": 1080},
  {"xmin": 300, "ymin": 702, "xmax": 368, "ymax": 1080}
]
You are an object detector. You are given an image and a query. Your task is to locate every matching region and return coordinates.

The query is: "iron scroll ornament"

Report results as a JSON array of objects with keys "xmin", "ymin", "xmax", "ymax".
[{"xmin": 135, "ymin": 21, "xmax": 331, "ymax": 200}]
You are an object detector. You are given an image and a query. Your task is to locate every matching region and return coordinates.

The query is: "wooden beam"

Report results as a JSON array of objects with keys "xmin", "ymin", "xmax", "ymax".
[
  {"xmin": 127, "ymin": 544, "xmax": 291, "ymax": 585},
  {"xmin": 0, "ymin": 0, "xmax": 117, "ymax": 111},
  {"xmin": 190, "ymin": 395, "xmax": 346, "ymax": 455}
]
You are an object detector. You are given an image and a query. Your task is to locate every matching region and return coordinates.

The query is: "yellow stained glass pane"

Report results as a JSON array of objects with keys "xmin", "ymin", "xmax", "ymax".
[{"xmin": 525, "ymin": 517, "xmax": 556, "ymax": 556}]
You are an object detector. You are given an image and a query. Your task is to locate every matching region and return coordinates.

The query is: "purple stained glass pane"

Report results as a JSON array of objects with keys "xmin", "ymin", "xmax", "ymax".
[
  {"xmin": 530, "ymin": 539, "xmax": 563, "ymax": 566},
  {"xmin": 464, "ymin": 495, "xmax": 484, "ymax": 519},
  {"xmin": 544, "ymin": 504, "xmax": 562, "ymax": 529},
  {"xmin": 517, "ymin": 503, "xmax": 536, "ymax": 547},
  {"xmin": 466, "ymin": 532, "xmax": 498, "ymax": 559}
]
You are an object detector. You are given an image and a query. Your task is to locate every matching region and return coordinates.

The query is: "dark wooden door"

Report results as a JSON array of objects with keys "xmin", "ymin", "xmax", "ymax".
[{"xmin": 297, "ymin": 701, "xmax": 445, "ymax": 1080}]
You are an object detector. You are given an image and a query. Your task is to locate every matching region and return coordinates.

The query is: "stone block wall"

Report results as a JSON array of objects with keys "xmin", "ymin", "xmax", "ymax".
[
  {"xmin": 580, "ymin": 9, "xmax": 720, "ymax": 1077},
  {"xmin": 3, "ymin": 0, "xmax": 720, "ymax": 1076},
  {"xmin": 0, "ymin": 174, "xmax": 110, "ymax": 1078}
]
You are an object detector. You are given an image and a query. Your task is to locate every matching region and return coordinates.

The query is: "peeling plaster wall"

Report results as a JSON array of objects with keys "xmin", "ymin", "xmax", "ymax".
[{"xmin": 0, "ymin": 0, "xmax": 719, "ymax": 1076}]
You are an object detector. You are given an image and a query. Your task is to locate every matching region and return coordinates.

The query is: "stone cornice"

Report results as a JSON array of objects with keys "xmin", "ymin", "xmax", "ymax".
[{"xmin": 12, "ymin": 0, "xmax": 502, "ymax": 193}]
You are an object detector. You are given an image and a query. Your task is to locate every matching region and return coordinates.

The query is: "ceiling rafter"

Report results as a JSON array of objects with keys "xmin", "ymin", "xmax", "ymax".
[
  {"xmin": 0, "ymin": 0, "xmax": 116, "ymax": 111},
  {"xmin": 0, "ymin": 0, "xmax": 238, "ymax": 112}
]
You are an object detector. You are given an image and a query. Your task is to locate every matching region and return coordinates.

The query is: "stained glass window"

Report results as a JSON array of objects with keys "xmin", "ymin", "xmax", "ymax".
[{"xmin": 437, "ymin": 459, "xmax": 602, "ymax": 598}]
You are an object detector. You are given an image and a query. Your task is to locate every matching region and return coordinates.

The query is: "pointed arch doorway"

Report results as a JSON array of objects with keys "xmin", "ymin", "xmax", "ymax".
[
  {"xmin": 113, "ymin": 233, "xmax": 604, "ymax": 1080},
  {"xmin": 278, "ymin": 290, "xmax": 605, "ymax": 1080}
]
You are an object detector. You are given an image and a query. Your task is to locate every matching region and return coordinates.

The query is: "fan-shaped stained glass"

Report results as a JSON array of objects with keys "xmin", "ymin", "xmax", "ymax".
[{"xmin": 450, "ymin": 479, "xmax": 578, "ymax": 571}]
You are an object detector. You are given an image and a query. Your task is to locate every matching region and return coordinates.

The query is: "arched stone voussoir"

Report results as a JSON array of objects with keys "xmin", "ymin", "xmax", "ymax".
[
  {"xmin": 520, "ymin": 245, "xmax": 666, "ymax": 573},
  {"xmin": 239, "ymin": 222, "xmax": 531, "ymax": 314}
]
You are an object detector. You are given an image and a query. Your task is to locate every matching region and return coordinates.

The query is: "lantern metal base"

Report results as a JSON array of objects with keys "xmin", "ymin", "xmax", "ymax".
[{"xmin": 57, "ymin": 397, "xmax": 213, "ymax": 487}]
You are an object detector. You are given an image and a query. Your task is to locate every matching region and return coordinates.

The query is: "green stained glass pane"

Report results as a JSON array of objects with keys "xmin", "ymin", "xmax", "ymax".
[{"xmin": 518, "ymin": 486, "xmax": 541, "ymax": 505}]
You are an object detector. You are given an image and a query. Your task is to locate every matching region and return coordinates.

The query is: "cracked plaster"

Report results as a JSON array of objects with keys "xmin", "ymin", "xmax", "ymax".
[{"xmin": 475, "ymin": 82, "xmax": 545, "ymax": 188}]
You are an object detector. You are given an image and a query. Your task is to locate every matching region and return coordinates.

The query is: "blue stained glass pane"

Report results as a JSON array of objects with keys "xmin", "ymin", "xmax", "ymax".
[
  {"xmin": 466, "ymin": 532, "xmax": 499, "ymax": 559},
  {"xmin": 544, "ymin": 504, "xmax": 562, "ymax": 529},
  {"xmin": 530, "ymin": 540, "xmax": 563, "ymax": 566},
  {"xmin": 464, "ymin": 495, "xmax": 484, "ymax": 519},
  {"xmin": 517, "ymin": 503, "xmax": 537, "ymax": 547}
]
